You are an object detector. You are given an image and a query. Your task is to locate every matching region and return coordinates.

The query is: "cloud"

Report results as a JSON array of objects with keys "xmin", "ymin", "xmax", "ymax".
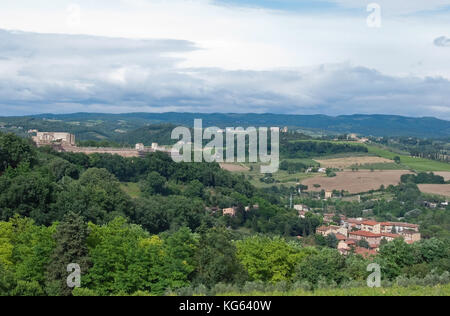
[
  {"xmin": 434, "ymin": 36, "xmax": 450, "ymax": 47},
  {"xmin": 0, "ymin": 29, "xmax": 450, "ymax": 119}
]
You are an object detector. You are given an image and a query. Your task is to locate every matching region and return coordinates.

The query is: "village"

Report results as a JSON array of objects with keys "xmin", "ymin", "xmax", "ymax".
[
  {"xmin": 298, "ymin": 203, "xmax": 421, "ymax": 256},
  {"xmin": 220, "ymin": 202, "xmax": 421, "ymax": 258}
]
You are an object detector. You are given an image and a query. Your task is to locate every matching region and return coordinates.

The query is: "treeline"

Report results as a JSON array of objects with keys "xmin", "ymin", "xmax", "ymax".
[
  {"xmin": 281, "ymin": 141, "xmax": 368, "ymax": 158},
  {"xmin": 1, "ymin": 214, "xmax": 448, "ymax": 296},
  {"xmin": 280, "ymin": 160, "xmax": 317, "ymax": 173},
  {"xmin": 401, "ymin": 172, "xmax": 446, "ymax": 184}
]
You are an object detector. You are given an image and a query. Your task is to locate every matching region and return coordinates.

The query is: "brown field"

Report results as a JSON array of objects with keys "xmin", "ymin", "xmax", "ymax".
[
  {"xmin": 219, "ymin": 163, "xmax": 250, "ymax": 172},
  {"xmin": 302, "ymin": 170, "xmax": 412, "ymax": 194},
  {"xmin": 315, "ymin": 156, "xmax": 393, "ymax": 169},
  {"xmin": 418, "ymin": 184, "xmax": 450, "ymax": 197},
  {"xmin": 435, "ymin": 172, "xmax": 450, "ymax": 181}
]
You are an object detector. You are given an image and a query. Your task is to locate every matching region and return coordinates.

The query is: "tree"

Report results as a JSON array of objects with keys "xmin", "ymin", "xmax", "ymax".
[
  {"xmin": 394, "ymin": 156, "xmax": 401, "ymax": 164},
  {"xmin": 235, "ymin": 236, "xmax": 306, "ymax": 282},
  {"xmin": 0, "ymin": 133, "xmax": 36, "ymax": 172},
  {"xmin": 356, "ymin": 239, "xmax": 370, "ymax": 249},
  {"xmin": 194, "ymin": 227, "xmax": 247, "ymax": 287},
  {"xmin": 184, "ymin": 180, "xmax": 204, "ymax": 199},
  {"xmin": 378, "ymin": 238, "xmax": 415, "ymax": 280},
  {"xmin": 46, "ymin": 212, "xmax": 90, "ymax": 296},
  {"xmin": 295, "ymin": 248, "xmax": 346, "ymax": 286},
  {"xmin": 140, "ymin": 171, "xmax": 167, "ymax": 196}
]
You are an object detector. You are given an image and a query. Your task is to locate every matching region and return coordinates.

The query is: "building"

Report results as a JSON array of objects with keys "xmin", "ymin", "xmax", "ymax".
[
  {"xmin": 399, "ymin": 230, "xmax": 421, "ymax": 243},
  {"xmin": 348, "ymin": 231, "xmax": 382, "ymax": 246},
  {"xmin": 354, "ymin": 247, "xmax": 378, "ymax": 258},
  {"xmin": 222, "ymin": 207, "xmax": 237, "ymax": 217},
  {"xmin": 32, "ymin": 131, "xmax": 76, "ymax": 147},
  {"xmin": 361, "ymin": 220, "xmax": 381, "ymax": 234},
  {"xmin": 294, "ymin": 204, "xmax": 309, "ymax": 212},
  {"xmin": 343, "ymin": 218, "xmax": 363, "ymax": 231},
  {"xmin": 135, "ymin": 143, "xmax": 145, "ymax": 151},
  {"xmin": 316, "ymin": 225, "xmax": 348, "ymax": 237},
  {"xmin": 324, "ymin": 191, "xmax": 333, "ymax": 199},
  {"xmin": 381, "ymin": 222, "xmax": 419, "ymax": 233},
  {"xmin": 380, "ymin": 232, "xmax": 401, "ymax": 242}
]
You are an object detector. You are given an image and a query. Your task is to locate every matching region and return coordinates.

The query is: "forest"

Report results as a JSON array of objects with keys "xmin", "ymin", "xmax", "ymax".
[{"xmin": 0, "ymin": 131, "xmax": 449, "ymax": 296}]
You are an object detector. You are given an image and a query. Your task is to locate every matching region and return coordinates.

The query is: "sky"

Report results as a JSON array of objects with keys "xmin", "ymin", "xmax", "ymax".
[{"xmin": 0, "ymin": 0, "xmax": 450, "ymax": 118}]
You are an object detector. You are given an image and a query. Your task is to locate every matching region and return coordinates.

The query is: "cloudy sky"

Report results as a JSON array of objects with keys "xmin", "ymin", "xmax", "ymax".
[{"xmin": 0, "ymin": 0, "xmax": 450, "ymax": 118}]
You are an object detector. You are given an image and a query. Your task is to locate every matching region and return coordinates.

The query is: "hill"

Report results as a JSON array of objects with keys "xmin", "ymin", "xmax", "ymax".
[{"xmin": 1, "ymin": 113, "xmax": 449, "ymax": 139}]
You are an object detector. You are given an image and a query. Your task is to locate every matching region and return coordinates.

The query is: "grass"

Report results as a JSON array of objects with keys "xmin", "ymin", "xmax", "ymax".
[
  {"xmin": 120, "ymin": 182, "xmax": 142, "ymax": 199},
  {"xmin": 230, "ymin": 162, "xmax": 317, "ymax": 189},
  {"xmin": 216, "ymin": 284, "xmax": 450, "ymax": 296},
  {"xmin": 366, "ymin": 145, "xmax": 450, "ymax": 172},
  {"xmin": 349, "ymin": 163, "xmax": 406, "ymax": 170}
]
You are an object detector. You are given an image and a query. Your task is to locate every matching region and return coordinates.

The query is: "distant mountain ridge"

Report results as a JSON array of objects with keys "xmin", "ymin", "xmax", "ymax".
[{"xmin": 1, "ymin": 113, "xmax": 449, "ymax": 138}]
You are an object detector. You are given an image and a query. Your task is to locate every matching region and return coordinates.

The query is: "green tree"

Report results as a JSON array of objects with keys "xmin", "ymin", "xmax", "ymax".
[
  {"xmin": 140, "ymin": 171, "xmax": 167, "ymax": 196},
  {"xmin": 0, "ymin": 133, "xmax": 36, "ymax": 172},
  {"xmin": 194, "ymin": 227, "xmax": 247, "ymax": 287},
  {"xmin": 236, "ymin": 236, "xmax": 308, "ymax": 282},
  {"xmin": 46, "ymin": 212, "xmax": 90, "ymax": 296},
  {"xmin": 295, "ymin": 248, "xmax": 346, "ymax": 286}
]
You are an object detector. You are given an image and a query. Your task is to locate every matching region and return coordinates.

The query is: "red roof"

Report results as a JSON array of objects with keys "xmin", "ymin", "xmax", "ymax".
[
  {"xmin": 381, "ymin": 233, "xmax": 400, "ymax": 239},
  {"xmin": 381, "ymin": 222, "xmax": 419, "ymax": 228},
  {"xmin": 349, "ymin": 230, "xmax": 381, "ymax": 238},
  {"xmin": 355, "ymin": 247, "xmax": 377, "ymax": 257},
  {"xmin": 335, "ymin": 234, "xmax": 347, "ymax": 241},
  {"xmin": 362, "ymin": 220, "xmax": 379, "ymax": 226}
]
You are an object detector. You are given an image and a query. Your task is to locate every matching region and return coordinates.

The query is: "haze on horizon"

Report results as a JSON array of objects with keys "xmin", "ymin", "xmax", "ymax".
[{"xmin": 1, "ymin": 0, "xmax": 450, "ymax": 119}]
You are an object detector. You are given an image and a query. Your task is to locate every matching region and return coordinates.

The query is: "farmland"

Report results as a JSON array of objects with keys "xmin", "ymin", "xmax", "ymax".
[
  {"xmin": 301, "ymin": 170, "xmax": 412, "ymax": 194},
  {"xmin": 315, "ymin": 156, "xmax": 393, "ymax": 169},
  {"xmin": 366, "ymin": 145, "xmax": 450, "ymax": 172},
  {"xmin": 418, "ymin": 184, "xmax": 450, "ymax": 197}
]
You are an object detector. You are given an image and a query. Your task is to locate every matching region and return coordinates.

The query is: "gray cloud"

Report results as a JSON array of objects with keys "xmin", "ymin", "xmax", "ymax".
[
  {"xmin": 434, "ymin": 36, "xmax": 450, "ymax": 47},
  {"xmin": 0, "ymin": 29, "xmax": 449, "ymax": 119}
]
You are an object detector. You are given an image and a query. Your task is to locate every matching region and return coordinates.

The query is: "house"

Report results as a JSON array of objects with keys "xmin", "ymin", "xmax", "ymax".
[
  {"xmin": 348, "ymin": 231, "xmax": 382, "ymax": 245},
  {"xmin": 317, "ymin": 225, "xmax": 348, "ymax": 237},
  {"xmin": 325, "ymin": 191, "xmax": 333, "ymax": 199},
  {"xmin": 380, "ymin": 232, "xmax": 401, "ymax": 242},
  {"xmin": 399, "ymin": 230, "xmax": 421, "ymax": 243},
  {"xmin": 294, "ymin": 204, "xmax": 309, "ymax": 212},
  {"xmin": 222, "ymin": 207, "xmax": 237, "ymax": 217},
  {"xmin": 343, "ymin": 218, "xmax": 363, "ymax": 231},
  {"xmin": 323, "ymin": 213, "xmax": 336, "ymax": 223},
  {"xmin": 354, "ymin": 247, "xmax": 378, "ymax": 258},
  {"xmin": 361, "ymin": 220, "xmax": 381, "ymax": 234},
  {"xmin": 135, "ymin": 143, "xmax": 145, "ymax": 151}
]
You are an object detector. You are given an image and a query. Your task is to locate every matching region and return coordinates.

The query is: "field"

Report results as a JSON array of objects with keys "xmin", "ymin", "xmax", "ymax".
[
  {"xmin": 216, "ymin": 284, "xmax": 450, "ymax": 296},
  {"xmin": 418, "ymin": 184, "xmax": 450, "ymax": 197},
  {"xmin": 301, "ymin": 170, "xmax": 412, "ymax": 194},
  {"xmin": 366, "ymin": 145, "xmax": 450, "ymax": 172},
  {"xmin": 315, "ymin": 156, "xmax": 392, "ymax": 169},
  {"xmin": 435, "ymin": 172, "xmax": 450, "ymax": 181},
  {"xmin": 221, "ymin": 162, "xmax": 316, "ymax": 188},
  {"xmin": 219, "ymin": 163, "xmax": 250, "ymax": 172}
]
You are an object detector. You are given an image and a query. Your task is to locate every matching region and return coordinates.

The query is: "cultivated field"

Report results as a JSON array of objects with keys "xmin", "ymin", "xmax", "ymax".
[
  {"xmin": 302, "ymin": 170, "xmax": 412, "ymax": 194},
  {"xmin": 418, "ymin": 184, "xmax": 450, "ymax": 197},
  {"xmin": 315, "ymin": 156, "xmax": 393, "ymax": 169},
  {"xmin": 219, "ymin": 163, "xmax": 250, "ymax": 172}
]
